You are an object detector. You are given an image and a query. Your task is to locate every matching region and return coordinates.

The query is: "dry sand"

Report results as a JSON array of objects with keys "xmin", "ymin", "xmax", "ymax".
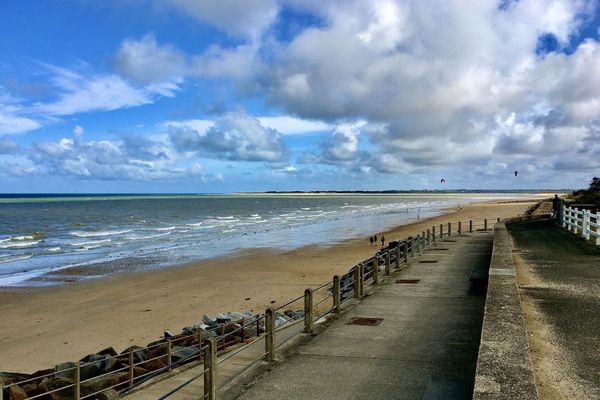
[{"xmin": 0, "ymin": 199, "xmax": 541, "ymax": 373}]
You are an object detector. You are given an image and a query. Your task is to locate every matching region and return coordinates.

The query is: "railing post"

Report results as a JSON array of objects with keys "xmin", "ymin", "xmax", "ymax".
[
  {"xmin": 448, "ymin": 222, "xmax": 451, "ymax": 237},
  {"xmin": 497, "ymin": 217, "xmax": 500, "ymax": 222},
  {"xmin": 358, "ymin": 263, "xmax": 365, "ymax": 298},
  {"xmin": 197, "ymin": 332, "xmax": 203, "ymax": 359},
  {"xmin": 374, "ymin": 257, "xmax": 380, "ymax": 284},
  {"xmin": 75, "ymin": 362, "xmax": 81, "ymax": 400},
  {"xmin": 422, "ymin": 231, "xmax": 425, "ymax": 248},
  {"xmin": 304, "ymin": 288, "xmax": 314, "ymax": 334},
  {"xmin": 562, "ymin": 206, "xmax": 568, "ymax": 228},
  {"xmin": 128, "ymin": 349, "xmax": 134, "ymax": 387},
  {"xmin": 0, "ymin": 384, "xmax": 3, "ymax": 400},
  {"xmin": 484, "ymin": 219, "xmax": 488, "ymax": 231},
  {"xmin": 385, "ymin": 252, "xmax": 390, "ymax": 276},
  {"xmin": 596, "ymin": 212, "xmax": 600, "ymax": 245},
  {"xmin": 440, "ymin": 223, "xmax": 443, "ymax": 238},
  {"xmin": 432, "ymin": 226, "xmax": 436, "ymax": 245},
  {"xmin": 204, "ymin": 337, "xmax": 217, "ymax": 400},
  {"xmin": 458, "ymin": 221, "xmax": 461, "ymax": 235},
  {"xmin": 167, "ymin": 339, "xmax": 172, "ymax": 371},
  {"xmin": 353, "ymin": 266, "xmax": 360, "ymax": 299},
  {"xmin": 333, "ymin": 275, "xmax": 341, "ymax": 313},
  {"xmin": 426, "ymin": 229, "xmax": 431, "ymax": 245},
  {"xmin": 404, "ymin": 241, "xmax": 409, "ymax": 262},
  {"xmin": 395, "ymin": 246, "xmax": 400, "ymax": 269},
  {"xmin": 469, "ymin": 220, "xmax": 473, "ymax": 233},
  {"xmin": 265, "ymin": 308, "xmax": 275, "ymax": 362},
  {"xmin": 582, "ymin": 210, "xmax": 589, "ymax": 239}
]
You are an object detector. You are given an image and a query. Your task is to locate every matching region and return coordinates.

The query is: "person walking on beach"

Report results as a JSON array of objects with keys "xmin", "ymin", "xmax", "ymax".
[
  {"xmin": 369, "ymin": 236, "xmax": 374, "ymax": 246},
  {"xmin": 381, "ymin": 235, "xmax": 385, "ymax": 247},
  {"xmin": 552, "ymin": 194, "xmax": 561, "ymax": 220}
]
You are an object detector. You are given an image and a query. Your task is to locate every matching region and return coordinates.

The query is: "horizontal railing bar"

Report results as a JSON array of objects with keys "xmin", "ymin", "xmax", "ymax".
[{"xmin": 217, "ymin": 334, "xmax": 266, "ymax": 365}]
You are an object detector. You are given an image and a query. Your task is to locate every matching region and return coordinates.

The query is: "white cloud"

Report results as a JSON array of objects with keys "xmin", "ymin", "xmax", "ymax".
[
  {"xmin": 0, "ymin": 89, "xmax": 41, "ymax": 134},
  {"xmin": 168, "ymin": 111, "xmax": 288, "ymax": 162},
  {"xmin": 169, "ymin": 0, "xmax": 278, "ymax": 39},
  {"xmin": 114, "ymin": 34, "xmax": 187, "ymax": 84}
]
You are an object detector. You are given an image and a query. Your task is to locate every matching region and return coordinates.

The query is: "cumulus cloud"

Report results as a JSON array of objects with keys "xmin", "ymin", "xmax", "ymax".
[
  {"xmin": 0, "ymin": 137, "xmax": 19, "ymax": 154},
  {"xmin": 114, "ymin": 34, "xmax": 187, "ymax": 84},
  {"xmin": 25, "ymin": 130, "xmax": 198, "ymax": 181},
  {"xmin": 169, "ymin": 111, "xmax": 288, "ymax": 162},
  {"xmin": 169, "ymin": 0, "xmax": 279, "ymax": 39}
]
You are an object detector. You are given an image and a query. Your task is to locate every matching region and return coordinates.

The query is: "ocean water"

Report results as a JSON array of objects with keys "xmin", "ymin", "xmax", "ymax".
[{"xmin": 0, "ymin": 193, "xmax": 533, "ymax": 287}]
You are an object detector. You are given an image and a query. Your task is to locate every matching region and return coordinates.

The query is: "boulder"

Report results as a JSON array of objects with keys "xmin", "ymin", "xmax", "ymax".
[
  {"xmin": 121, "ymin": 345, "xmax": 147, "ymax": 362},
  {"xmin": 140, "ymin": 357, "xmax": 166, "ymax": 372},
  {"xmin": 0, "ymin": 372, "xmax": 30, "ymax": 386},
  {"xmin": 215, "ymin": 313, "xmax": 231, "ymax": 324},
  {"xmin": 80, "ymin": 371, "xmax": 128, "ymax": 397},
  {"xmin": 171, "ymin": 346, "xmax": 200, "ymax": 363},
  {"xmin": 38, "ymin": 376, "xmax": 75, "ymax": 399},
  {"xmin": 202, "ymin": 314, "xmax": 216, "ymax": 326},
  {"xmin": 95, "ymin": 388, "xmax": 119, "ymax": 400},
  {"xmin": 54, "ymin": 362, "xmax": 77, "ymax": 380},
  {"xmin": 97, "ymin": 347, "xmax": 118, "ymax": 357},
  {"xmin": 8, "ymin": 385, "xmax": 28, "ymax": 400}
]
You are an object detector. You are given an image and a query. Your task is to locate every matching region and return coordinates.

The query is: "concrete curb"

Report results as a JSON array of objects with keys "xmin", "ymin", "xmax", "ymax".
[{"xmin": 472, "ymin": 222, "xmax": 538, "ymax": 400}]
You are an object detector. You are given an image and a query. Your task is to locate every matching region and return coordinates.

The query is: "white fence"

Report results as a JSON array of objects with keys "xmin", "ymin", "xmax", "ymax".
[{"xmin": 562, "ymin": 205, "xmax": 600, "ymax": 245}]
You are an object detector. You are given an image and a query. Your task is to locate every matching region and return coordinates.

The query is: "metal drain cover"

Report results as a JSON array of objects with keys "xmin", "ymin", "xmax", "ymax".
[
  {"xmin": 396, "ymin": 279, "xmax": 420, "ymax": 284},
  {"xmin": 419, "ymin": 260, "xmax": 438, "ymax": 263},
  {"xmin": 347, "ymin": 317, "xmax": 384, "ymax": 326},
  {"xmin": 432, "ymin": 248, "xmax": 449, "ymax": 251}
]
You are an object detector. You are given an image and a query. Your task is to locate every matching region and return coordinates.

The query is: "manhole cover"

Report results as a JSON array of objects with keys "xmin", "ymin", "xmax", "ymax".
[
  {"xmin": 347, "ymin": 317, "xmax": 384, "ymax": 326},
  {"xmin": 396, "ymin": 279, "xmax": 420, "ymax": 284},
  {"xmin": 419, "ymin": 260, "xmax": 438, "ymax": 263},
  {"xmin": 432, "ymin": 248, "xmax": 449, "ymax": 251}
]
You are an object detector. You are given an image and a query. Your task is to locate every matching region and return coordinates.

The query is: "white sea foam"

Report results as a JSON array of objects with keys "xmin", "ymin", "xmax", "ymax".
[
  {"xmin": 126, "ymin": 232, "xmax": 171, "ymax": 240},
  {"xmin": 71, "ymin": 239, "xmax": 112, "ymax": 250},
  {"xmin": 156, "ymin": 226, "xmax": 176, "ymax": 231},
  {"xmin": 0, "ymin": 255, "xmax": 32, "ymax": 264},
  {"xmin": 70, "ymin": 229, "xmax": 132, "ymax": 237},
  {"xmin": 0, "ymin": 240, "xmax": 41, "ymax": 249}
]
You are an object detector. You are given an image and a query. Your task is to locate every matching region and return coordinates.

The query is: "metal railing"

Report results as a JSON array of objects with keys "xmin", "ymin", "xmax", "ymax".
[
  {"xmin": 561, "ymin": 205, "xmax": 600, "ymax": 245},
  {"xmin": 0, "ymin": 217, "xmax": 502, "ymax": 400}
]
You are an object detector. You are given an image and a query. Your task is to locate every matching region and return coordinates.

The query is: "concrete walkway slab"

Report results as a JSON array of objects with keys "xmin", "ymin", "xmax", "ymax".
[
  {"xmin": 508, "ymin": 219, "xmax": 600, "ymax": 399},
  {"xmin": 233, "ymin": 232, "xmax": 493, "ymax": 400}
]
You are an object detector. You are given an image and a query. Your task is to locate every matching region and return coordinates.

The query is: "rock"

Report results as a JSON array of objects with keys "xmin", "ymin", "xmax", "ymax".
[
  {"xmin": 164, "ymin": 330, "xmax": 174, "ymax": 339},
  {"xmin": 95, "ymin": 388, "xmax": 119, "ymax": 400},
  {"xmin": 146, "ymin": 342, "xmax": 168, "ymax": 360},
  {"xmin": 54, "ymin": 362, "xmax": 77, "ymax": 380},
  {"xmin": 0, "ymin": 372, "xmax": 31, "ymax": 386},
  {"xmin": 201, "ymin": 330, "xmax": 217, "ymax": 339},
  {"xmin": 8, "ymin": 385, "xmax": 28, "ymax": 400},
  {"xmin": 285, "ymin": 310, "xmax": 304, "ymax": 320},
  {"xmin": 38, "ymin": 376, "xmax": 75, "ymax": 399},
  {"xmin": 171, "ymin": 346, "xmax": 200, "ymax": 363},
  {"xmin": 121, "ymin": 345, "xmax": 147, "ymax": 362},
  {"xmin": 215, "ymin": 313, "xmax": 231, "ymax": 324},
  {"xmin": 224, "ymin": 311, "xmax": 251, "ymax": 324},
  {"xmin": 140, "ymin": 357, "xmax": 166, "ymax": 371},
  {"xmin": 97, "ymin": 347, "xmax": 118, "ymax": 357},
  {"xmin": 202, "ymin": 314, "xmax": 216, "ymax": 326},
  {"xmin": 80, "ymin": 371, "xmax": 128, "ymax": 397}
]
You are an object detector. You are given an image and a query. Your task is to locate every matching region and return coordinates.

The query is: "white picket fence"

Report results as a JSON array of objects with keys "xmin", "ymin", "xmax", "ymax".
[{"xmin": 562, "ymin": 205, "xmax": 600, "ymax": 245}]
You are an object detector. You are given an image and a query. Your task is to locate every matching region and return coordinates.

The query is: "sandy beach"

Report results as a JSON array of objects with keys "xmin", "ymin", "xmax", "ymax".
[{"xmin": 0, "ymin": 199, "xmax": 543, "ymax": 373}]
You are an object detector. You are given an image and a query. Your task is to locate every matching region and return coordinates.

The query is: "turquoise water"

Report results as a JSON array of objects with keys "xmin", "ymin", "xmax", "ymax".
[{"xmin": 0, "ymin": 193, "xmax": 533, "ymax": 286}]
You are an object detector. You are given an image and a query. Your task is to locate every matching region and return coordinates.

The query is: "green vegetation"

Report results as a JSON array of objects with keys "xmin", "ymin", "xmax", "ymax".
[{"xmin": 571, "ymin": 177, "xmax": 600, "ymax": 205}]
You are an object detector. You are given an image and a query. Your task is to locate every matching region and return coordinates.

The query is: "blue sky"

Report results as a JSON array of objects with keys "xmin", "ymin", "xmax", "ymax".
[{"xmin": 1, "ymin": 0, "xmax": 599, "ymax": 193}]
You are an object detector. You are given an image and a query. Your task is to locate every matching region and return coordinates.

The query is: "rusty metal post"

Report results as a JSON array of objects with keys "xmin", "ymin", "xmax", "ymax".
[
  {"xmin": 333, "ymin": 275, "xmax": 341, "ymax": 313},
  {"xmin": 470, "ymin": 220, "xmax": 473, "ymax": 233},
  {"xmin": 385, "ymin": 252, "xmax": 390, "ymax": 275},
  {"xmin": 432, "ymin": 226, "xmax": 436, "ymax": 245},
  {"xmin": 440, "ymin": 223, "xmax": 443, "ymax": 238},
  {"xmin": 427, "ymin": 229, "xmax": 430, "ymax": 246},
  {"xmin": 448, "ymin": 222, "xmax": 451, "ymax": 237},
  {"xmin": 75, "ymin": 362, "xmax": 81, "ymax": 400},
  {"xmin": 265, "ymin": 308, "xmax": 275, "ymax": 362},
  {"xmin": 304, "ymin": 288, "xmax": 314, "ymax": 334},
  {"xmin": 484, "ymin": 218, "xmax": 488, "ymax": 231},
  {"xmin": 497, "ymin": 217, "xmax": 500, "ymax": 223},
  {"xmin": 167, "ymin": 339, "xmax": 172, "ymax": 371},
  {"xmin": 204, "ymin": 337, "xmax": 217, "ymax": 400},
  {"xmin": 458, "ymin": 221, "xmax": 462, "ymax": 235},
  {"xmin": 353, "ymin": 265, "xmax": 360, "ymax": 299},
  {"xmin": 128, "ymin": 349, "xmax": 134, "ymax": 387}
]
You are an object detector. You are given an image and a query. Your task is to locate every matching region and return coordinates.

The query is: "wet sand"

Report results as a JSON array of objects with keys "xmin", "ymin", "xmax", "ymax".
[{"xmin": 0, "ymin": 199, "xmax": 542, "ymax": 372}]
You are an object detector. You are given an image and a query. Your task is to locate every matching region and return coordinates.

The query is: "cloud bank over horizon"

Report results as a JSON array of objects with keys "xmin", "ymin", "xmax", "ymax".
[{"xmin": 1, "ymin": 0, "xmax": 599, "ymax": 191}]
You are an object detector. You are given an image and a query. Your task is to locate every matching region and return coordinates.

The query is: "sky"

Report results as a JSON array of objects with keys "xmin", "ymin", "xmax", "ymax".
[{"xmin": 1, "ymin": 0, "xmax": 599, "ymax": 193}]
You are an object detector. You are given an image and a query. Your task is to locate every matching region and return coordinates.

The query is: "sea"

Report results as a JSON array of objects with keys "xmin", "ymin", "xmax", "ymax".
[{"xmin": 0, "ymin": 193, "xmax": 536, "ymax": 287}]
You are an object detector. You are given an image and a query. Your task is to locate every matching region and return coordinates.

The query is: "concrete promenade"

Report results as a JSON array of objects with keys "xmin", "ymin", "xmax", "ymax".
[
  {"xmin": 231, "ymin": 231, "xmax": 493, "ymax": 400},
  {"xmin": 508, "ymin": 219, "xmax": 600, "ymax": 399}
]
